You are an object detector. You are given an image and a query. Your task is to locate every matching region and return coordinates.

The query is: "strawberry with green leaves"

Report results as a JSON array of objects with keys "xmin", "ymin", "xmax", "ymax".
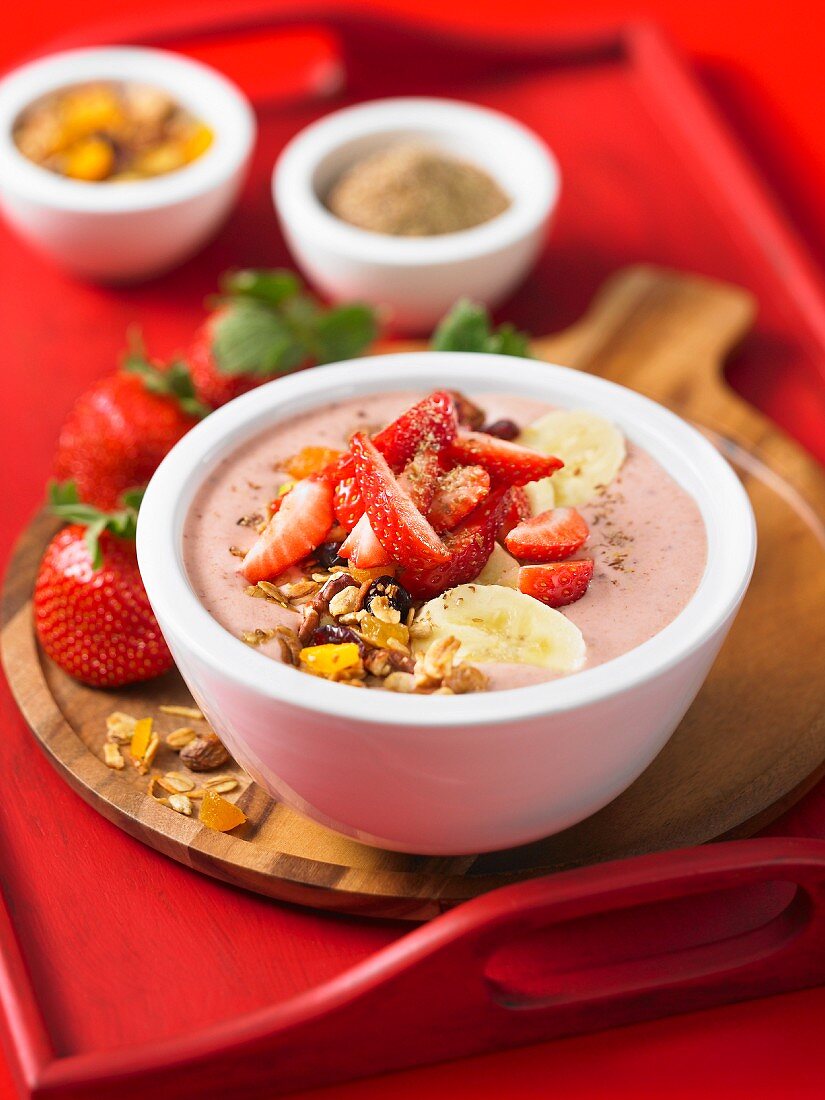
[
  {"xmin": 55, "ymin": 340, "xmax": 209, "ymax": 510},
  {"xmin": 188, "ymin": 269, "xmax": 378, "ymax": 409},
  {"xmin": 34, "ymin": 483, "xmax": 173, "ymax": 687}
]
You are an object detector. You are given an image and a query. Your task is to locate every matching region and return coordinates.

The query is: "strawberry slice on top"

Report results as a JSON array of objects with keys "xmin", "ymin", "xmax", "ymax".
[
  {"xmin": 338, "ymin": 511, "xmax": 393, "ymax": 569},
  {"xmin": 449, "ymin": 430, "xmax": 563, "ymax": 486},
  {"xmin": 241, "ymin": 474, "xmax": 334, "ymax": 583},
  {"xmin": 505, "ymin": 507, "xmax": 589, "ymax": 562},
  {"xmin": 332, "ymin": 475, "xmax": 364, "ymax": 532},
  {"xmin": 399, "ymin": 487, "xmax": 511, "ymax": 600},
  {"xmin": 350, "ymin": 433, "xmax": 449, "ymax": 569},
  {"xmin": 428, "ymin": 464, "xmax": 491, "ymax": 532},
  {"xmin": 518, "ymin": 560, "xmax": 594, "ymax": 608}
]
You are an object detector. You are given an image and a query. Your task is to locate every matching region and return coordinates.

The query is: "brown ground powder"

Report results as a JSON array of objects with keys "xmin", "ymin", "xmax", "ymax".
[{"xmin": 326, "ymin": 142, "xmax": 511, "ymax": 237}]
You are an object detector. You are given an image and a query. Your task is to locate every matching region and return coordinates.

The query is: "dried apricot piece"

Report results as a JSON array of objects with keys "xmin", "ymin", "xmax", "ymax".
[
  {"xmin": 283, "ymin": 446, "xmax": 342, "ymax": 480},
  {"xmin": 299, "ymin": 642, "xmax": 361, "ymax": 677},
  {"xmin": 64, "ymin": 136, "xmax": 115, "ymax": 181},
  {"xmin": 199, "ymin": 789, "xmax": 246, "ymax": 832},
  {"xmin": 130, "ymin": 717, "xmax": 153, "ymax": 760},
  {"xmin": 357, "ymin": 615, "xmax": 410, "ymax": 651}
]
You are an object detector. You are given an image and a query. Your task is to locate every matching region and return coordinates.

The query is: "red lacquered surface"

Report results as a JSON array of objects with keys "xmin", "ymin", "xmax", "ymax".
[{"xmin": 2, "ymin": 3, "xmax": 825, "ymax": 1098}]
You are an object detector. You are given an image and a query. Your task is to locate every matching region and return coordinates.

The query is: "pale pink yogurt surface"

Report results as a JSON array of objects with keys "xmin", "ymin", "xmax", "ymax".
[{"xmin": 183, "ymin": 391, "xmax": 707, "ymax": 690}]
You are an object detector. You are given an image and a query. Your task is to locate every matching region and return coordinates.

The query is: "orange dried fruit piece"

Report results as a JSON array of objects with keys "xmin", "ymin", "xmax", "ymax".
[
  {"xmin": 182, "ymin": 122, "xmax": 213, "ymax": 162},
  {"xmin": 63, "ymin": 136, "xmax": 115, "ymax": 181},
  {"xmin": 347, "ymin": 564, "xmax": 397, "ymax": 584},
  {"xmin": 299, "ymin": 642, "xmax": 361, "ymax": 677},
  {"xmin": 283, "ymin": 446, "xmax": 342, "ymax": 480},
  {"xmin": 199, "ymin": 789, "xmax": 246, "ymax": 832},
  {"xmin": 357, "ymin": 615, "xmax": 409, "ymax": 650},
  {"xmin": 130, "ymin": 717, "xmax": 153, "ymax": 760}
]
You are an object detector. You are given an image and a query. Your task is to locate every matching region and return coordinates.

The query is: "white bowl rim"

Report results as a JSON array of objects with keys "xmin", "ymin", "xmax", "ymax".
[
  {"xmin": 138, "ymin": 352, "xmax": 756, "ymax": 729},
  {"xmin": 273, "ymin": 96, "xmax": 560, "ymax": 266},
  {"xmin": 0, "ymin": 46, "xmax": 256, "ymax": 212}
]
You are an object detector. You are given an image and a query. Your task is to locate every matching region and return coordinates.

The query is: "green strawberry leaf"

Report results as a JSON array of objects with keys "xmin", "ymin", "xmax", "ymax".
[
  {"xmin": 123, "ymin": 331, "xmax": 212, "ymax": 419},
  {"xmin": 47, "ymin": 480, "xmax": 144, "ymax": 570},
  {"xmin": 211, "ymin": 302, "xmax": 308, "ymax": 377},
  {"xmin": 313, "ymin": 304, "xmax": 379, "ymax": 363},
  {"xmin": 220, "ymin": 268, "xmax": 302, "ymax": 307},
  {"xmin": 431, "ymin": 299, "xmax": 533, "ymax": 358}
]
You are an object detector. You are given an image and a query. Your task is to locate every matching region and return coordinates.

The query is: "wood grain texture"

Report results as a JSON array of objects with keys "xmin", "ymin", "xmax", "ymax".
[{"xmin": 3, "ymin": 265, "xmax": 824, "ymax": 920}]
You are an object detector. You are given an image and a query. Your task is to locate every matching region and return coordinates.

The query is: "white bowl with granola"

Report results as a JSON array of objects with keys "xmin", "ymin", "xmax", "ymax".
[{"xmin": 138, "ymin": 353, "xmax": 755, "ymax": 853}]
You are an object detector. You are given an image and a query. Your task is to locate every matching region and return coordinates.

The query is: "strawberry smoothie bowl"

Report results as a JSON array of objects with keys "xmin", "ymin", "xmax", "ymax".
[{"xmin": 138, "ymin": 353, "xmax": 755, "ymax": 853}]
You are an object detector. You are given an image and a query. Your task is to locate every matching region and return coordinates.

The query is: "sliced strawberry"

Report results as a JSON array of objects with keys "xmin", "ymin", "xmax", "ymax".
[
  {"xmin": 241, "ymin": 475, "xmax": 334, "ymax": 583},
  {"xmin": 399, "ymin": 450, "xmax": 441, "ymax": 513},
  {"xmin": 497, "ymin": 485, "xmax": 531, "ymax": 540},
  {"xmin": 350, "ymin": 433, "xmax": 449, "ymax": 568},
  {"xmin": 333, "ymin": 475, "xmax": 364, "ymax": 532},
  {"xmin": 338, "ymin": 512, "xmax": 393, "ymax": 569},
  {"xmin": 372, "ymin": 390, "xmax": 458, "ymax": 470},
  {"xmin": 449, "ymin": 430, "xmax": 563, "ymax": 486},
  {"xmin": 428, "ymin": 464, "xmax": 490, "ymax": 532},
  {"xmin": 518, "ymin": 560, "xmax": 594, "ymax": 607},
  {"xmin": 399, "ymin": 488, "xmax": 510, "ymax": 600},
  {"xmin": 505, "ymin": 507, "xmax": 589, "ymax": 562}
]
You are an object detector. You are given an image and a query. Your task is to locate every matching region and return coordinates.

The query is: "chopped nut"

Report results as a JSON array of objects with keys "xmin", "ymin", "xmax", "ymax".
[
  {"xmin": 106, "ymin": 711, "xmax": 137, "ymax": 743},
  {"xmin": 168, "ymin": 793, "xmax": 193, "ymax": 816},
  {"xmin": 444, "ymin": 664, "xmax": 489, "ymax": 694},
  {"xmin": 415, "ymin": 635, "xmax": 461, "ymax": 688},
  {"xmin": 179, "ymin": 731, "xmax": 230, "ymax": 772},
  {"xmin": 281, "ymin": 579, "xmax": 318, "ymax": 600},
  {"xmin": 228, "ymin": 545, "xmax": 246, "ymax": 558},
  {"xmin": 364, "ymin": 648, "xmax": 392, "ymax": 678},
  {"xmin": 157, "ymin": 772, "xmax": 195, "ymax": 793},
  {"xmin": 383, "ymin": 671, "xmax": 417, "ymax": 693},
  {"xmin": 297, "ymin": 607, "xmax": 320, "ymax": 645},
  {"xmin": 274, "ymin": 625, "xmax": 302, "ymax": 666},
  {"xmin": 241, "ymin": 628, "xmax": 278, "ymax": 647},
  {"xmin": 237, "ymin": 512, "xmax": 263, "ymax": 527},
  {"xmin": 203, "ymin": 776, "xmax": 239, "ymax": 794},
  {"xmin": 159, "ymin": 705, "xmax": 204, "ymax": 721},
  {"xmin": 103, "ymin": 742, "xmax": 125, "ymax": 769},
  {"xmin": 369, "ymin": 594, "xmax": 402, "ymax": 624},
  {"xmin": 328, "ymin": 585, "xmax": 362, "ymax": 618},
  {"xmin": 166, "ymin": 726, "xmax": 197, "ymax": 750},
  {"xmin": 408, "ymin": 616, "xmax": 433, "ymax": 639}
]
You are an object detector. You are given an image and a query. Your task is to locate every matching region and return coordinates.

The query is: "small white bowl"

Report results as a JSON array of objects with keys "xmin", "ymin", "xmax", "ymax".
[
  {"xmin": 273, "ymin": 98, "xmax": 560, "ymax": 333},
  {"xmin": 0, "ymin": 47, "xmax": 256, "ymax": 282},
  {"xmin": 138, "ymin": 353, "xmax": 755, "ymax": 855}
]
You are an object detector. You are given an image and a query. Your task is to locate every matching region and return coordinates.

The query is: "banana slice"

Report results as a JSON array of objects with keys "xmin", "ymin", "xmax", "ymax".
[
  {"xmin": 475, "ymin": 544, "xmax": 520, "ymax": 588},
  {"xmin": 413, "ymin": 584, "xmax": 585, "ymax": 673},
  {"xmin": 523, "ymin": 475, "xmax": 555, "ymax": 516},
  {"xmin": 518, "ymin": 410, "xmax": 626, "ymax": 506}
]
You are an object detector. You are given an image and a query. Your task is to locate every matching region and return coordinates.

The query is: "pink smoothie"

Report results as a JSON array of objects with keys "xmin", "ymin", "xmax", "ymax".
[{"xmin": 183, "ymin": 391, "xmax": 707, "ymax": 690}]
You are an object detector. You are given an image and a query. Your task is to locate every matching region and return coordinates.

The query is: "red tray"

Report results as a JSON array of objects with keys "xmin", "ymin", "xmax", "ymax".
[{"xmin": 2, "ymin": 7, "xmax": 825, "ymax": 1099}]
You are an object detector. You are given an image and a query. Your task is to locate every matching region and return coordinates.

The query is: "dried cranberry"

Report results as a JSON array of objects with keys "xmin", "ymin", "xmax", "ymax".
[
  {"xmin": 482, "ymin": 419, "xmax": 520, "ymax": 441},
  {"xmin": 365, "ymin": 576, "xmax": 413, "ymax": 620},
  {"xmin": 311, "ymin": 624, "xmax": 368, "ymax": 656},
  {"xmin": 314, "ymin": 541, "xmax": 345, "ymax": 568}
]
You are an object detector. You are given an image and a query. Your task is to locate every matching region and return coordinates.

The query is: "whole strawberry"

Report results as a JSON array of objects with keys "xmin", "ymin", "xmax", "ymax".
[
  {"xmin": 34, "ymin": 484, "xmax": 173, "ymax": 687},
  {"xmin": 188, "ymin": 269, "xmax": 378, "ymax": 409},
  {"xmin": 54, "ymin": 342, "xmax": 209, "ymax": 510}
]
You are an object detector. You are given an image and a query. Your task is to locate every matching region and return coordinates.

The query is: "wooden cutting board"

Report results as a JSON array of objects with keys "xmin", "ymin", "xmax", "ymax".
[{"xmin": 3, "ymin": 265, "xmax": 824, "ymax": 920}]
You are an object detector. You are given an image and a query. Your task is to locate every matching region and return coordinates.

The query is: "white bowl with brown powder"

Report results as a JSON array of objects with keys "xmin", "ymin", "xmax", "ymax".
[{"xmin": 273, "ymin": 98, "xmax": 560, "ymax": 333}]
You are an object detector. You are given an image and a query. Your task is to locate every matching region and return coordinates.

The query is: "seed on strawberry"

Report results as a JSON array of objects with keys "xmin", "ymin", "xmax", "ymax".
[
  {"xmin": 428, "ymin": 464, "xmax": 491, "ymax": 532},
  {"xmin": 448, "ymin": 430, "xmax": 563, "ymax": 486},
  {"xmin": 34, "ymin": 484, "xmax": 172, "ymax": 687},
  {"xmin": 498, "ymin": 485, "xmax": 531, "ymax": 540},
  {"xmin": 371, "ymin": 390, "xmax": 458, "ymax": 471},
  {"xmin": 505, "ymin": 507, "xmax": 589, "ymax": 562},
  {"xmin": 241, "ymin": 474, "xmax": 334, "ymax": 583},
  {"xmin": 399, "ymin": 487, "xmax": 511, "ymax": 600},
  {"xmin": 350, "ymin": 433, "xmax": 449, "ymax": 570},
  {"xmin": 518, "ymin": 560, "xmax": 594, "ymax": 607}
]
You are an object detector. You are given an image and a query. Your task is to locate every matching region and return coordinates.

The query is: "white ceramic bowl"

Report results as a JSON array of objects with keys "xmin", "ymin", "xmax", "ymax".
[
  {"xmin": 273, "ymin": 98, "xmax": 560, "ymax": 333},
  {"xmin": 138, "ymin": 353, "xmax": 755, "ymax": 854},
  {"xmin": 0, "ymin": 47, "xmax": 256, "ymax": 282}
]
